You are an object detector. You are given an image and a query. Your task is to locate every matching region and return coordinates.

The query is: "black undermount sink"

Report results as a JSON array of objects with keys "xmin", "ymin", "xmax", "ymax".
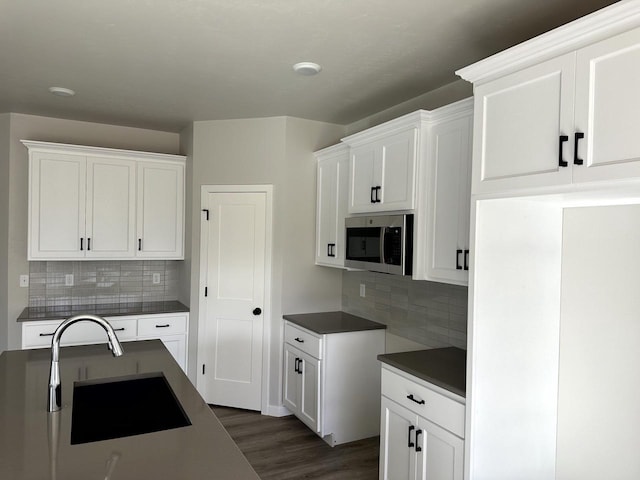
[{"xmin": 70, "ymin": 372, "xmax": 191, "ymax": 445}]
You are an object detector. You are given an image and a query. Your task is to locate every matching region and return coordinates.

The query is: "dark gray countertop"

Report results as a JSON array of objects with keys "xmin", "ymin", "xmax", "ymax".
[
  {"xmin": 283, "ymin": 311, "xmax": 386, "ymax": 335},
  {"xmin": 17, "ymin": 300, "xmax": 189, "ymax": 322},
  {"xmin": 0, "ymin": 340, "xmax": 259, "ymax": 480},
  {"xmin": 378, "ymin": 347, "xmax": 467, "ymax": 397}
]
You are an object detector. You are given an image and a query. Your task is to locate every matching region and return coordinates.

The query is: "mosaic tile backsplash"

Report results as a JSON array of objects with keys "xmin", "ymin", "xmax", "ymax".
[
  {"xmin": 342, "ymin": 271, "xmax": 468, "ymax": 349},
  {"xmin": 28, "ymin": 261, "xmax": 179, "ymax": 307}
]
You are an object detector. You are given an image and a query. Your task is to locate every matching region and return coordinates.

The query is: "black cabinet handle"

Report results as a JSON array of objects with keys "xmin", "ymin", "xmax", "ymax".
[
  {"xmin": 138, "ymin": 238, "xmax": 142, "ymax": 251},
  {"xmin": 559, "ymin": 135, "xmax": 569, "ymax": 167},
  {"xmin": 297, "ymin": 358, "xmax": 303, "ymax": 374},
  {"xmin": 87, "ymin": 237, "xmax": 91, "ymax": 251},
  {"xmin": 415, "ymin": 429, "xmax": 423, "ymax": 452},
  {"xmin": 294, "ymin": 337, "xmax": 304, "ymax": 343},
  {"xmin": 327, "ymin": 243, "xmax": 336, "ymax": 257},
  {"xmin": 253, "ymin": 307, "xmax": 262, "ymax": 315},
  {"xmin": 39, "ymin": 332, "xmax": 55, "ymax": 337},
  {"xmin": 370, "ymin": 186, "xmax": 376, "ymax": 203},
  {"xmin": 456, "ymin": 249, "xmax": 463, "ymax": 270},
  {"xmin": 407, "ymin": 394, "xmax": 425, "ymax": 405},
  {"xmin": 408, "ymin": 425, "xmax": 415, "ymax": 448},
  {"xmin": 375, "ymin": 186, "xmax": 382, "ymax": 203},
  {"xmin": 80, "ymin": 238, "xmax": 84, "ymax": 251},
  {"xmin": 155, "ymin": 324, "xmax": 170, "ymax": 328},
  {"xmin": 294, "ymin": 358, "xmax": 300, "ymax": 374},
  {"xmin": 574, "ymin": 132, "xmax": 584, "ymax": 165},
  {"xmin": 464, "ymin": 249, "xmax": 469, "ymax": 271}
]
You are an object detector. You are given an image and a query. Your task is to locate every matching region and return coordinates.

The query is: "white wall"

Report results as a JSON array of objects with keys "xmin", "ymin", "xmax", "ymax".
[
  {"xmin": 187, "ymin": 116, "xmax": 345, "ymax": 411},
  {"xmin": 0, "ymin": 114, "xmax": 10, "ymax": 353},
  {"xmin": 2, "ymin": 113, "xmax": 180, "ymax": 351}
]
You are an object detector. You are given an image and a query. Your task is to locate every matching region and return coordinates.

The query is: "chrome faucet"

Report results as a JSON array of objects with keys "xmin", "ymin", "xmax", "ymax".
[{"xmin": 47, "ymin": 314, "xmax": 124, "ymax": 412}]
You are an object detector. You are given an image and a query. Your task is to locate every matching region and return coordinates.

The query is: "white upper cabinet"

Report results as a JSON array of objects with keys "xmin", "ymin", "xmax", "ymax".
[
  {"xmin": 458, "ymin": 9, "xmax": 640, "ymax": 195},
  {"xmin": 421, "ymin": 105, "xmax": 473, "ymax": 285},
  {"xmin": 315, "ymin": 144, "xmax": 349, "ymax": 268},
  {"xmin": 23, "ymin": 141, "xmax": 185, "ymax": 260},
  {"xmin": 344, "ymin": 124, "xmax": 417, "ymax": 214},
  {"xmin": 136, "ymin": 161, "xmax": 184, "ymax": 259}
]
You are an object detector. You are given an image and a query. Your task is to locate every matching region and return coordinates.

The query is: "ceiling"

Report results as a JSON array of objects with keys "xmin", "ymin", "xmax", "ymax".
[{"xmin": 0, "ymin": 0, "xmax": 619, "ymax": 132}]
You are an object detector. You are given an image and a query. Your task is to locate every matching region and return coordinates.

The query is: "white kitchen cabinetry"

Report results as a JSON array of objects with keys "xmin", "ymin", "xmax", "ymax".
[
  {"xmin": 379, "ymin": 365, "xmax": 464, "ymax": 480},
  {"xmin": 22, "ymin": 141, "xmax": 185, "ymax": 260},
  {"xmin": 464, "ymin": 25, "xmax": 640, "ymax": 195},
  {"xmin": 420, "ymin": 102, "xmax": 473, "ymax": 285},
  {"xmin": 344, "ymin": 126, "xmax": 417, "ymax": 214},
  {"xmin": 21, "ymin": 312, "xmax": 189, "ymax": 373},
  {"xmin": 315, "ymin": 144, "xmax": 349, "ymax": 268},
  {"xmin": 282, "ymin": 321, "xmax": 385, "ymax": 446}
]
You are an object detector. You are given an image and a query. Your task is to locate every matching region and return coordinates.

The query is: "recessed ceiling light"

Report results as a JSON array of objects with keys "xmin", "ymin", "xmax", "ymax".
[
  {"xmin": 293, "ymin": 62, "xmax": 322, "ymax": 76},
  {"xmin": 48, "ymin": 87, "xmax": 76, "ymax": 97}
]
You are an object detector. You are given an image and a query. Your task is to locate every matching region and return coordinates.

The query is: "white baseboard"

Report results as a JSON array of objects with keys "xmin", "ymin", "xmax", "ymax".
[{"xmin": 263, "ymin": 404, "xmax": 292, "ymax": 417}]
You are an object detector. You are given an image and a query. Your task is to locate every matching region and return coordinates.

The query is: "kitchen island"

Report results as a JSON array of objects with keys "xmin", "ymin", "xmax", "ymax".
[{"xmin": 0, "ymin": 340, "xmax": 259, "ymax": 480}]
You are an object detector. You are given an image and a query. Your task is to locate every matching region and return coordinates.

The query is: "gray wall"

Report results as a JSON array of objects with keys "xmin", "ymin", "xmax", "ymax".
[
  {"xmin": 2, "ymin": 113, "xmax": 179, "ymax": 352},
  {"xmin": 187, "ymin": 116, "xmax": 345, "ymax": 411},
  {"xmin": 0, "ymin": 114, "xmax": 10, "ymax": 353}
]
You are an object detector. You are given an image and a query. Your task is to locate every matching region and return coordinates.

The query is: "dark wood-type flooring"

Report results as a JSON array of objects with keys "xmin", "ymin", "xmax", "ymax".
[{"xmin": 211, "ymin": 405, "xmax": 380, "ymax": 480}]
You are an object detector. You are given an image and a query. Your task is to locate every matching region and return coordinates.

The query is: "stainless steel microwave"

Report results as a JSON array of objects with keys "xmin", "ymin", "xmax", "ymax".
[{"xmin": 344, "ymin": 214, "xmax": 413, "ymax": 275}]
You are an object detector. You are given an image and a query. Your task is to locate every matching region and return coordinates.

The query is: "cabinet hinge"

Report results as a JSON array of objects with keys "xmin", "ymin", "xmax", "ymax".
[{"xmin": 202, "ymin": 209, "xmax": 209, "ymax": 221}]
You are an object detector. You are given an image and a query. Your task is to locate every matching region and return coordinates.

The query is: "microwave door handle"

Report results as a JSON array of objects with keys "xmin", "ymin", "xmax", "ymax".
[{"xmin": 380, "ymin": 227, "xmax": 386, "ymax": 264}]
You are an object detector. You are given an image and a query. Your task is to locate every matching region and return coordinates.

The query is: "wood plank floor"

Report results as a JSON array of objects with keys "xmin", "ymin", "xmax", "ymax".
[{"xmin": 211, "ymin": 405, "xmax": 380, "ymax": 480}]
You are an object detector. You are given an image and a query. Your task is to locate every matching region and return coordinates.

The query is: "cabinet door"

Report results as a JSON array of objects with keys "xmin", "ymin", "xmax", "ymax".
[
  {"xmin": 472, "ymin": 53, "xmax": 575, "ymax": 194},
  {"xmin": 85, "ymin": 157, "xmax": 136, "ymax": 258},
  {"xmin": 425, "ymin": 116, "xmax": 472, "ymax": 285},
  {"xmin": 299, "ymin": 350, "xmax": 321, "ymax": 433},
  {"xmin": 29, "ymin": 152, "xmax": 86, "ymax": 259},
  {"xmin": 415, "ymin": 416, "xmax": 464, "ymax": 480},
  {"xmin": 380, "ymin": 397, "xmax": 416, "ymax": 480},
  {"xmin": 283, "ymin": 345, "xmax": 301, "ymax": 414},
  {"xmin": 378, "ymin": 129, "xmax": 417, "ymax": 211},
  {"xmin": 573, "ymin": 27, "xmax": 640, "ymax": 183},
  {"xmin": 349, "ymin": 144, "xmax": 378, "ymax": 213},
  {"xmin": 136, "ymin": 161, "xmax": 184, "ymax": 259}
]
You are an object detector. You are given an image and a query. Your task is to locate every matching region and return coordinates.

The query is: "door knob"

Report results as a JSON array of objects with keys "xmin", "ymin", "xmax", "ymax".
[{"xmin": 253, "ymin": 308, "xmax": 262, "ymax": 316}]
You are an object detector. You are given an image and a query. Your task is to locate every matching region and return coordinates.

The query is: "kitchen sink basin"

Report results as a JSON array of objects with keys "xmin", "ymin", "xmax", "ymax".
[{"xmin": 70, "ymin": 372, "xmax": 191, "ymax": 445}]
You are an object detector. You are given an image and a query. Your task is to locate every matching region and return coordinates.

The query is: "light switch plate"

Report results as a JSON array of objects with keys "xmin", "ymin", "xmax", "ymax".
[
  {"xmin": 65, "ymin": 274, "xmax": 74, "ymax": 286},
  {"xmin": 152, "ymin": 273, "xmax": 161, "ymax": 285},
  {"xmin": 19, "ymin": 275, "xmax": 29, "ymax": 288}
]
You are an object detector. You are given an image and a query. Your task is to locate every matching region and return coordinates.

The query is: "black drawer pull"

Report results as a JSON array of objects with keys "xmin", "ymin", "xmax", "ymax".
[
  {"xmin": 407, "ymin": 394, "xmax": 425, "ymax": 405},
  {"xmin": 415, "ymin": 429, "xmax": 423, "ymax": 452},
  {"xmin": 155, "ymin": 324, "xmax": 171, "ymax": 328},
  {"xmin": 39, "ymin": 332, "xmax": 55, "ymax": 337},
  {"xmin": 294, "ymin": 337, "xmax": 304, "ymax": 343},
  {"xmin": 113, "ymin": 327, "xmax": 125, "ymax": 332},
  {"xmin": 574, "ymin": 132, "xmax": 584, "ymax": 165},
  {"xmin": 407, "ymin": 425, "xmax": 415, "ymax": 448},
  {"xmin": 559, "ymin": 135, "xmax": 569, "ymax": 167}
]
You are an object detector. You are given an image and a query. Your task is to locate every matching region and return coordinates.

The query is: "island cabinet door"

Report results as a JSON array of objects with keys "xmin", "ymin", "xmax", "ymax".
[
  {"xmin": 415, "ymin": 416, "xmax": 464, "ymax": 480},
  {"xmin": 380, "ymin": 397, "xmax": 417, "ymax": 480},
  {"xmin": 283, "ymin": 345, "xmax": 301, "ymax": 413}
]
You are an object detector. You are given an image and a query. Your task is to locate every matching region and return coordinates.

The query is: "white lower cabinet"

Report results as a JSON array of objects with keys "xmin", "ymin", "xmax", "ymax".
[
  {"xmin": 380, "ymin": 365, "xmax": 464, "ymax": 480},
  {"xmin": 21, "ymin": 312, "xmax": 189, "ymax": 373},
  {"xmin": 282, "ymin": 321, "xmax": 385, "ymax": 446}
]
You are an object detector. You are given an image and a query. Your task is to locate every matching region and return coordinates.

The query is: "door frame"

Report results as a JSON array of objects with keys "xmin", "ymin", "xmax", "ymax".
[{"xmin": 196, "ymin": 184, "xmax": 274, "ymax": 414}]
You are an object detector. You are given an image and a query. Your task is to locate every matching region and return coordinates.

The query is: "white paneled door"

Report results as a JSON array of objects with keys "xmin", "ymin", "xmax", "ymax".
[{"xmin": 199, "ymin": 188, "xmax": 270, "ymax": 411}]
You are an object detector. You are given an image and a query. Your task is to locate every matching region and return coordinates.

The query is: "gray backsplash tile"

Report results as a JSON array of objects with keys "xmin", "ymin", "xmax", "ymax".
[
  {"xmin": 342, "ymin": 270, "xmax": 468, "ymax": 350},
  {"xmin": 29, "ymin": 261, "xmax": 181, "ymax": 307}
]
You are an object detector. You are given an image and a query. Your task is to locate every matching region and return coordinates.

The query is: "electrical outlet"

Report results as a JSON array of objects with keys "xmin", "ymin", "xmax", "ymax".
[
  {"xmin": 19, "ymin": 275, "xmax": 29, "ymax": 288},
  {"xmin": 65, "ymin": 274, "xmax": 74, "ymax": 287},
  {"xmin": 360, "ymin": 283, "xmax": 366, "ymax": 297},
  {"xmin": 152, "ymin": 273, "xmax": 161, "ymax": 285}
]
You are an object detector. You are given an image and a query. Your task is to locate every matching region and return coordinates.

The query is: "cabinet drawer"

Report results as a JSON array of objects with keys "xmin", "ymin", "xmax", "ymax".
[
  {"xmin": 22, "ymin": 318, "xmax": 137, "ymax": 348},
  {"xmin": 382, "ymin": 367, "xmax": 465, "ymax": 438},
  {"xmin": 137, "ymin": 314, "xmax": 187, "ymax": 337},
  {"xmin": 284, "ymin": 322, "xmax": 322, "ymax": 359}
]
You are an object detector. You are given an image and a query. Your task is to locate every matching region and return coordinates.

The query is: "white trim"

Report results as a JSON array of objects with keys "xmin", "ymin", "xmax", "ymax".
[
  {"xmin": 196, "ymin": 184, "xmax": 274, "ymax": 415},
  {"xmin": 456, "ymin": 1, "xmax": 640, "ymax": 85},
  {"xmin": 21, "ymin": 140, "xmax": 185, "ymax": 164},
  {"xmin": 265, "ymin": 404, "xmax": 292, "ymax": 418}
]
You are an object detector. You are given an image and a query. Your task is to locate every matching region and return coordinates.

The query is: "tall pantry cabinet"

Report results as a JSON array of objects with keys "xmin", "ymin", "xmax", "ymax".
[{"xmin": 457, "ymin": 3, "xmax": 640, "ymax": 479}]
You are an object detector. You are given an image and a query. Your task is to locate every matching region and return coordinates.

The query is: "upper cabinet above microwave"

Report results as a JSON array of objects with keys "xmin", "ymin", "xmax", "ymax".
[{"xmin": 23, "ymin": 140, "xmax": 185, "ymax": 261}]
